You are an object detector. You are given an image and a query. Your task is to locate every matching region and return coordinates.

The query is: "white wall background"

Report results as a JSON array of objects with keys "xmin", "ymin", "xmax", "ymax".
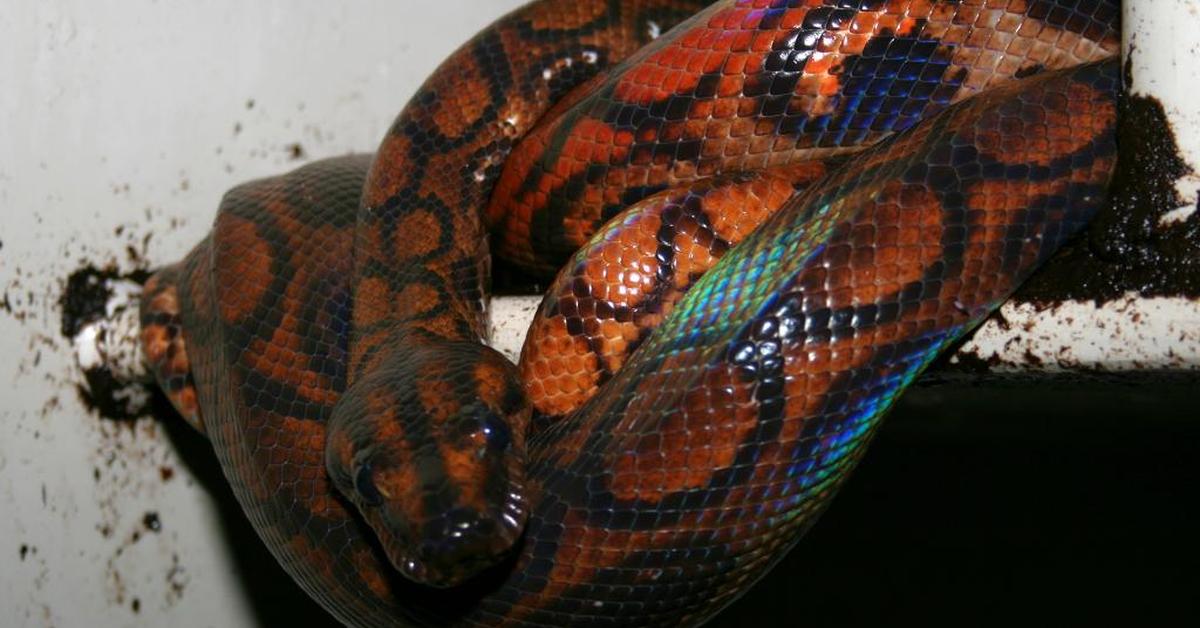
[
  {"xmin": 0, "ymin": 2, "xmax": 524, "ymax": 626},
  {"xmin": 4, "ymin": 2, "xmax": 1200, "ymax": 627}
]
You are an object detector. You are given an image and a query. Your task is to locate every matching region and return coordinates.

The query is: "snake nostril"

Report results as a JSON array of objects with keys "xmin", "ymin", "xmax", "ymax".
[
  {"xmin": 416, "ymin": 541, "xmax": 437, "ymax": 564},
  {"xmin": 473, "ymin": 517, "xmax": 497, "ymax": 537},
  {"xmin": 445, "ymin": 506, "xmax": 475, "ymax": 526},
  {"xmin": 443, "ymin": 507, "xmax": 494, "ymax": 539}
]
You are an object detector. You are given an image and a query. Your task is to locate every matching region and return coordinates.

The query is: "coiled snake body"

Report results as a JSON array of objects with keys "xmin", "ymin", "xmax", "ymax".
[{"xmin": 140, "ymin": 1, "xmax": 1120, "ymax": 626}]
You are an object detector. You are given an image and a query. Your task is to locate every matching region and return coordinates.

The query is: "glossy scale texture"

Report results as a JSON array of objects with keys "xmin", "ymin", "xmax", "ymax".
[{"xmin": 141, "ymin": 1, "xmax": 1119, "ymax": 626}]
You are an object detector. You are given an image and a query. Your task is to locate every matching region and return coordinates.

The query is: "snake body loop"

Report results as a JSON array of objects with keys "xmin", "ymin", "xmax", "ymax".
[{"xmin": 141, "ymin": 1, "xmax": 1120, "ymax": 626}]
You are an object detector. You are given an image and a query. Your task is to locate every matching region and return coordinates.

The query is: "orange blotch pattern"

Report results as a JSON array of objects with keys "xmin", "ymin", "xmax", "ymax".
[{"xmin": 213, "ymin": 213, "xmax": 274, "ymax": 324}]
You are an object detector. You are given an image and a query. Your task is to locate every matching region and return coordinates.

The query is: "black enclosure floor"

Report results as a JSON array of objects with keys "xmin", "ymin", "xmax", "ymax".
[
  {"xmin": 163, "ymin": 382, "xmax": 1200, "ymax": 627},
  {"xmin": 713, "ymin": 383, "xmax": 1200, "ymax": 627}
]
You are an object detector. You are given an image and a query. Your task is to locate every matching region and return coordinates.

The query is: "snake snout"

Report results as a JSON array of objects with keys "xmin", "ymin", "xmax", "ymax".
[
  {"xmin": 435, "ymin": 506, "xmax": 500, "ymax": 542},
  {"xmin": 404, "ymin": 505, "xmax": 524, "ymax": 587},
  {"xmin": 326, "ymin": 338, "xmax": 531, "ymax": 587}
]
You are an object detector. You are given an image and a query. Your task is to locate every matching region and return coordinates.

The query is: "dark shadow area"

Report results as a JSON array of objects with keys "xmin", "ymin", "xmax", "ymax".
[
  {"xmin": 157, "ymin": 403, "xmax": 341, "ymax": 627},
  {"xmin": 711, "ymin": 382, "xmax": 1200, "ymax": 627},
  {"xmin": 153, "ymin": 380, "xmax": 1200, "ymax": 627},
  {"xmin": 154, "ymin": 381, "xmax": 1200, "ymax": 627}
]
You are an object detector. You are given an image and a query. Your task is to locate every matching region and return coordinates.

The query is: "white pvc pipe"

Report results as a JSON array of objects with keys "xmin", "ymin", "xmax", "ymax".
[
  {"xmin": 1124, "ymin": 0, "xmax": 1200, "ymax": 224},
  {"xmin": 489, "ymin": 295, "xmax": 543, "ymax": 363},
  {"xmin": 79, "ymin": 288, "xmax": 1200, "ymax": 387},
  {"xmin": 953, "ymin": 295, "xmax": 1200, "ymax": 374},
  {"xmin": 75, "ymin": 2, "xmax": 1200, "ymax": 385},
  {"xmin": 76, "ymin": 288, "xmax": 545, "ymax": 384}
]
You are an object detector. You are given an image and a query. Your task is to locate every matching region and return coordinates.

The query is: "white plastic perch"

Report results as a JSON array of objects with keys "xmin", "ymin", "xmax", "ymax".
[
  {"xmin": 73, "ymin": 0, "xmax": 1200, "ymax": 385},
  {"xmin": 1125, "ymin": 0, "xmax": 1200, "ymax": 225}
]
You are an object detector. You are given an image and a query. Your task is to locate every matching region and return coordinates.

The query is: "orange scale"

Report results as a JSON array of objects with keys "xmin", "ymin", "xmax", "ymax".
[
  {"xmin": 683, "ymin": 26, "xmax": 711, "ymax": 49},
  {"xmin": 705, "ymin": 9, "xmax": 734, "ymax": 31},
  {"xmin": 266, "ymin": 446, "xmax": 292, "ymax": 467},
  {"xmin": 1035, "ymin": 30, "xmax": 1063, "ymax": 49},
  {"xmin": 716, "ymin": 53, "xmax": 743, "ymax": 82},
  {"xmin": 750, "ymin": 31, "xmax": 777, "ymax": 53},
  {"xmin": 699, "ymin": 49, "xmax": 725, "ymax": 74},
  {"xmin": 724, "ymin": 10, "xmax": 753, "ymax": 33}
]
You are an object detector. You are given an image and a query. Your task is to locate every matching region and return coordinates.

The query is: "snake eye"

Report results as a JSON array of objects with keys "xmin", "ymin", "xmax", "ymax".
[
  {"xmin": 481, "ymin": 413, "xmax": 511, "ymax": 452},
  {"xmin": 354, "ymin": 463, "xmax": 383, "ymax": 507}
]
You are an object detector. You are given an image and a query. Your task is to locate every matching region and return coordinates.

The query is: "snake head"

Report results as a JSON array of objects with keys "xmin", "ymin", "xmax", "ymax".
[{"xmin": 327, "ymin": 339, "xmax": 530, "ymax": 588}]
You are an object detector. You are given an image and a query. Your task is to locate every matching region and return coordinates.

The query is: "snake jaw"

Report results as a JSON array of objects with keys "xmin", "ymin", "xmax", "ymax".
[
  {"xmin": 372, "ymin": 481, "xmax": 529, "ymax": 588},
  {"xmin": 337, "ymin": 459, "xmax": 530, "ymax": 588}
]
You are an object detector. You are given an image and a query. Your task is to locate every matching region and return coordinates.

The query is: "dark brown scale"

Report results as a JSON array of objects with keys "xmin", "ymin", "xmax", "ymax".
[
  {"xmin": 520, "ymin": 159, "xmax": 837, "ymax": 422},
  {"xmin": 512, "ymin": 0, "xmax": 1117, "ymax": 425},
  {"xmin": 336, "ymin": 0, "xmax": 714, "ymax": 589},
  {"xmin": 138, "ymin": 1, "xmax": 1120, "ymax": 626},
  {"xmin": 509, "ymin": 59, "xmax": 1117, "ymax": 626},
  {"xmin": 488, "ymin": 0, "xmax": 1119, "ymax": 272}
]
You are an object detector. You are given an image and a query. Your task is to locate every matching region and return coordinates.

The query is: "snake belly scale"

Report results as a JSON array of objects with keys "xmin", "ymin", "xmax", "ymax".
[{"xmin": 139, "ymin": 1, "xmax": 1120, "ymax": 626}]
